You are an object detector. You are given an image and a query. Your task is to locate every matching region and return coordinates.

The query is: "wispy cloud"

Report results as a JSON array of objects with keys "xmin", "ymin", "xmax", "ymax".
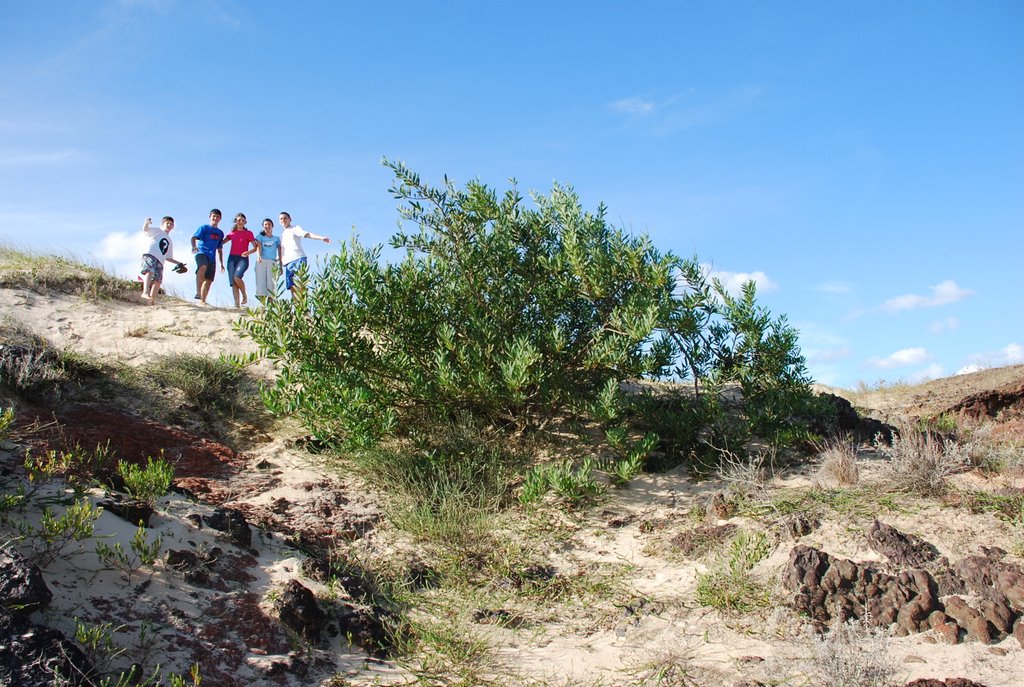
[
  {"xmin": 957, "ymin": 342, "xmax": 1024, "ymax": 375},
  {"xmin": 609, "ymin": 85, "xmax": 764, "ymax": 134},
  {"xmin": 880, "ymin": 280, "xmax": 973, "ymax": 313},
  {"xmin": 610, "ymin": 97, "xmax": 656, "ymax": 115},
  {"xmin": 796, "ymin": 323, "xmax": 850, "ymax": 365},
  {"xmin": 841, "ymin": 307, "xmax": 865, "ymax": 323},
  {"xmin": 929, "ymin": 317, "xmax": 960, "ymax": 334},
  {"xmin": 866, "ymin": 347, "xmax": 929, "ymax": 370}
]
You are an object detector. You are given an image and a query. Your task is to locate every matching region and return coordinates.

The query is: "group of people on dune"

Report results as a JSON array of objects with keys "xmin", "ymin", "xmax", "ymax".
[{"xmin": 139, "ymin": 209, "xmax": 331, "ymax": 307}]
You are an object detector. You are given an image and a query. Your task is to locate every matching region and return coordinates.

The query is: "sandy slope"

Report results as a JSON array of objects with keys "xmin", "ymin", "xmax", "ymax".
[
  {"xmin": 1, "ymin": 287, "xmax": 1023, "ymax": 686},
  {"xmin": 0, "ymin": 288, "xmax": 260, "ymax": 366}
]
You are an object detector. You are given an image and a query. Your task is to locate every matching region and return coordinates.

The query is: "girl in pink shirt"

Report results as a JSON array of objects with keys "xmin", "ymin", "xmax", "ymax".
[{"xmin": 224, "ymin": 213, "xmax": 259, "ymax": 308}]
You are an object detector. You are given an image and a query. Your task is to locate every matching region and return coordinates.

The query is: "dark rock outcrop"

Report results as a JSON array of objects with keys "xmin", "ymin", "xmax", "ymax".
[
  {"xmin": 949, "ymin": 380, "xmax": 1024, "ymax": 420},
  {"xmin": 785, "ymin": 523, "xmax": 1024, "ymax": 645},
  {"xmin": 334, "ymin": 601, "xmax": 392, "ymax": 658},
  {"xmin": 205, "ymin": 506, "xmax": 253, "ymax": 548},
  {"xmin": 0, "ymin": 608, "xmax": 94, "ymax": 686},
  {"xmin": 276, "ymin": 579, "xmax": 324, "ymax": 643},
  {"xmin": 0, "ymin": 545, "xmax": 52, "ymax": 613},
  {"xmin": 98, "ymin": 496, "xmax": 154, "ymax": 527},
  {"xmin": 784, "ymin": 544, "xmax": 940, "ymax": 634},
  {"xmin": 867, "ymin": 519, "xmax": 939, "ymax": 568},
  {"xmin": 815, "ymin": 393, "xmax": 894, "ymax": 441}
]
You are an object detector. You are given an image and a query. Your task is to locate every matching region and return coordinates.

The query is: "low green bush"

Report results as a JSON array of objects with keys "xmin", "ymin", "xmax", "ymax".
[
  {"xmin": 117, "ymin": 455, "xmax": 173, "ymax": 506},
  {"xmin": 148, "ymin": 353, "xmax": 242, "ymax": 411},
  {"xmin": 694, "ymin": 530, "xmax": 772, "ymax": 612},
  {"xmin": 354, "ymin": 415, "xmax": 525, "ymax": 544}
]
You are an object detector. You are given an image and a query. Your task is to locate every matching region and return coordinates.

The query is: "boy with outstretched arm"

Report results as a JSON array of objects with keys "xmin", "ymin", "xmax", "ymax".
[
  {"xmin": 140, "ymin": 216, "xmax": 187, "ymax": 304},
  {"xmin": 191, "ymin": 209, "xmax": 226, "ymax": 306},
  {"xmin": 279, "ymin": 211, "xmax": 331, "ymax": 297}
]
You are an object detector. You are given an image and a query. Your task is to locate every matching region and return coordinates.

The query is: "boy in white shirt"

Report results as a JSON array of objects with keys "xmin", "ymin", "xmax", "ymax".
[
  {"xmin": 140, "ymin": 216, "xmax": 187, "ymax": 304},
  {"xmin": 279, "ymin": 211, "xmax": 331, "ymax": 297}
]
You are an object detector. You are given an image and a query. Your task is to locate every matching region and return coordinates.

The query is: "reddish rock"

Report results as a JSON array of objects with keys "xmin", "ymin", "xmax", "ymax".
[
  {"xmin": 868, "ymin": 520, "xmax": 939, "ymax": 568},
  {"xmin": 943, "ymin": 596, "xmax": 995, "ymax": 644},
  {"xmin": 898, "ymin": 593, "xmax": 940, "ymax": 634},
  {"xmin": 928, "ymin": 611, "xmax": 962, "ymax": 645},
  {"xmin": 705, "ymin": 491, "xmax": 732, "ymax": 520},
  {"xmin": 978, "ymin": 597, "xmax": 1015, "ymax": 636},
  {"xmin": 994, "ymin": 569, "xmax": 1024, "ymax": 609},
  {"xmin": 950, "ymin": 379, "xmax": 1024, "ymax": 419}
]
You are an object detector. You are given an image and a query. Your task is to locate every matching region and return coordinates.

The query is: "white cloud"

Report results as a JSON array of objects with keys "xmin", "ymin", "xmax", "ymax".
[
  {"xmin": 610, "ymin": 97, "xmax": 656, "ymax": 114},
  {"xmin": 880, "ymin": 280, "xmax": 973, "ymax": 313},
  {"xmin": 866, "ymin": 347, "xmax": 929, "ymax": 370},
  {"xmin": 956, "ymin": 364, "xmax": 984, "ymax": 376},
  {"xmin": 908, "ymin": 363, "xmax": 944, "ymax": 383},
  {"xmin": 708, "ymin": 267, "xmax": 778, "ymax": 296},
  {"xmin": 929, "ymin": 317, "xmax": 960, "ymax": 334},
  {"xmin": 97, "ymin": 231, "xmax": 146, "ymax": 263},
  {"xmin": 808, "ymin": 364, "xmax": 841, "ymax": 388},
  {"xmin": 959, "ymin": 343, "xmax": 1024, "ymax": 374}
]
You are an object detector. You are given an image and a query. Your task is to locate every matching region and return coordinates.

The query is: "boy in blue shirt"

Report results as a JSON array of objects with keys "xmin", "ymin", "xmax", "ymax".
[{"xmin": 191, "ymin": 209, "xmax": 226, "ymax": 305}]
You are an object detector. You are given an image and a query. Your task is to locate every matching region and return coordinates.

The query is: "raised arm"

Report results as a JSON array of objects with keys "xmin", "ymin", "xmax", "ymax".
[{"xmin": 303, "ymin": 231, "xmax": 331, "ymax": 244}]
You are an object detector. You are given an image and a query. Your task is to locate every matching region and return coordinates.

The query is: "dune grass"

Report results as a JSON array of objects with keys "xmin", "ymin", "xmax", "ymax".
[{"xmin": 0, "ymin": 245, "xmax": 139, "ymax": 302}]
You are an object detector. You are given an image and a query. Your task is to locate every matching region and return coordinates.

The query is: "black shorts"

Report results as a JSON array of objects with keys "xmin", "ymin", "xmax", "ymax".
[{"xmin": 196, "ymin": 253, "xmax": 216, "ymax": 281}]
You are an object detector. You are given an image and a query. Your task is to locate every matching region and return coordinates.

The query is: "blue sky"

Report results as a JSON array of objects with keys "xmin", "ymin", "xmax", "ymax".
[{"xmin": 1, "ymin": 1, "xmax": 1021, "ymax": 388}]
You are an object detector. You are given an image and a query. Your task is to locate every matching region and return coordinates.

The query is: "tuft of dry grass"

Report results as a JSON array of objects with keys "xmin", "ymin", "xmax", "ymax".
[
  {"xmin": 713, "ymin": 444, "xmax": 779, "ymax": 494},
  {"xmin": 960, "ymin": 420, "xmax": 1024, "ymax": 473},
  {"xmin": 803, "ymin": 616, "xmax": 901, "ymax": 687},
  {"xmin": 0, "ymin": 245, "xmax": 139, "ymax": 302},
  {"xmin": 875, "ymin": 420, "xmax": 973, "ymax": 496},
  {"xmin": 624, "ymin": 648, "xmax": 705, "ymax": 686},
  {"xmin": 0, "ymin": 318, "xmax": 65, "ymax": 391},
  {"xmin": 124, "ymin": 326, "xmax": 149, "ymax": 338},
  {"xmin": 814, "ymin": 436, "xmax": 860, "ymax": 487}
]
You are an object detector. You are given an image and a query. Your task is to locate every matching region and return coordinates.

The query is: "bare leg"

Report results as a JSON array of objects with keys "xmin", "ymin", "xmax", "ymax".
[
  {"xmin": 200, "ymin": 278, "xmax": 213, "ymax": 305},
  {"xmin": 237, "ymin": 278, "xmax": 248, "ymax": 306},
  {"xmin": 195, "ymin": 264, "xmax": 207, "ymax": 299},
  {"xmin": 147, "ymin": 279, "xmax": 161, "ymax": 303},
  {"xmin": 141, "ymin": 272, "xmax": 153, "ymax": 300}
]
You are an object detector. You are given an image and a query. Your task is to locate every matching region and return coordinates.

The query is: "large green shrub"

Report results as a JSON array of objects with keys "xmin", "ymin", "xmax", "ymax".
[
  {"xmin": 668, "ymin": 260, "xmax": 818, "ymax": 445},
  {"xmin": 238, "ymin": 160, "xmax": 676, "ymax": 448}
]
